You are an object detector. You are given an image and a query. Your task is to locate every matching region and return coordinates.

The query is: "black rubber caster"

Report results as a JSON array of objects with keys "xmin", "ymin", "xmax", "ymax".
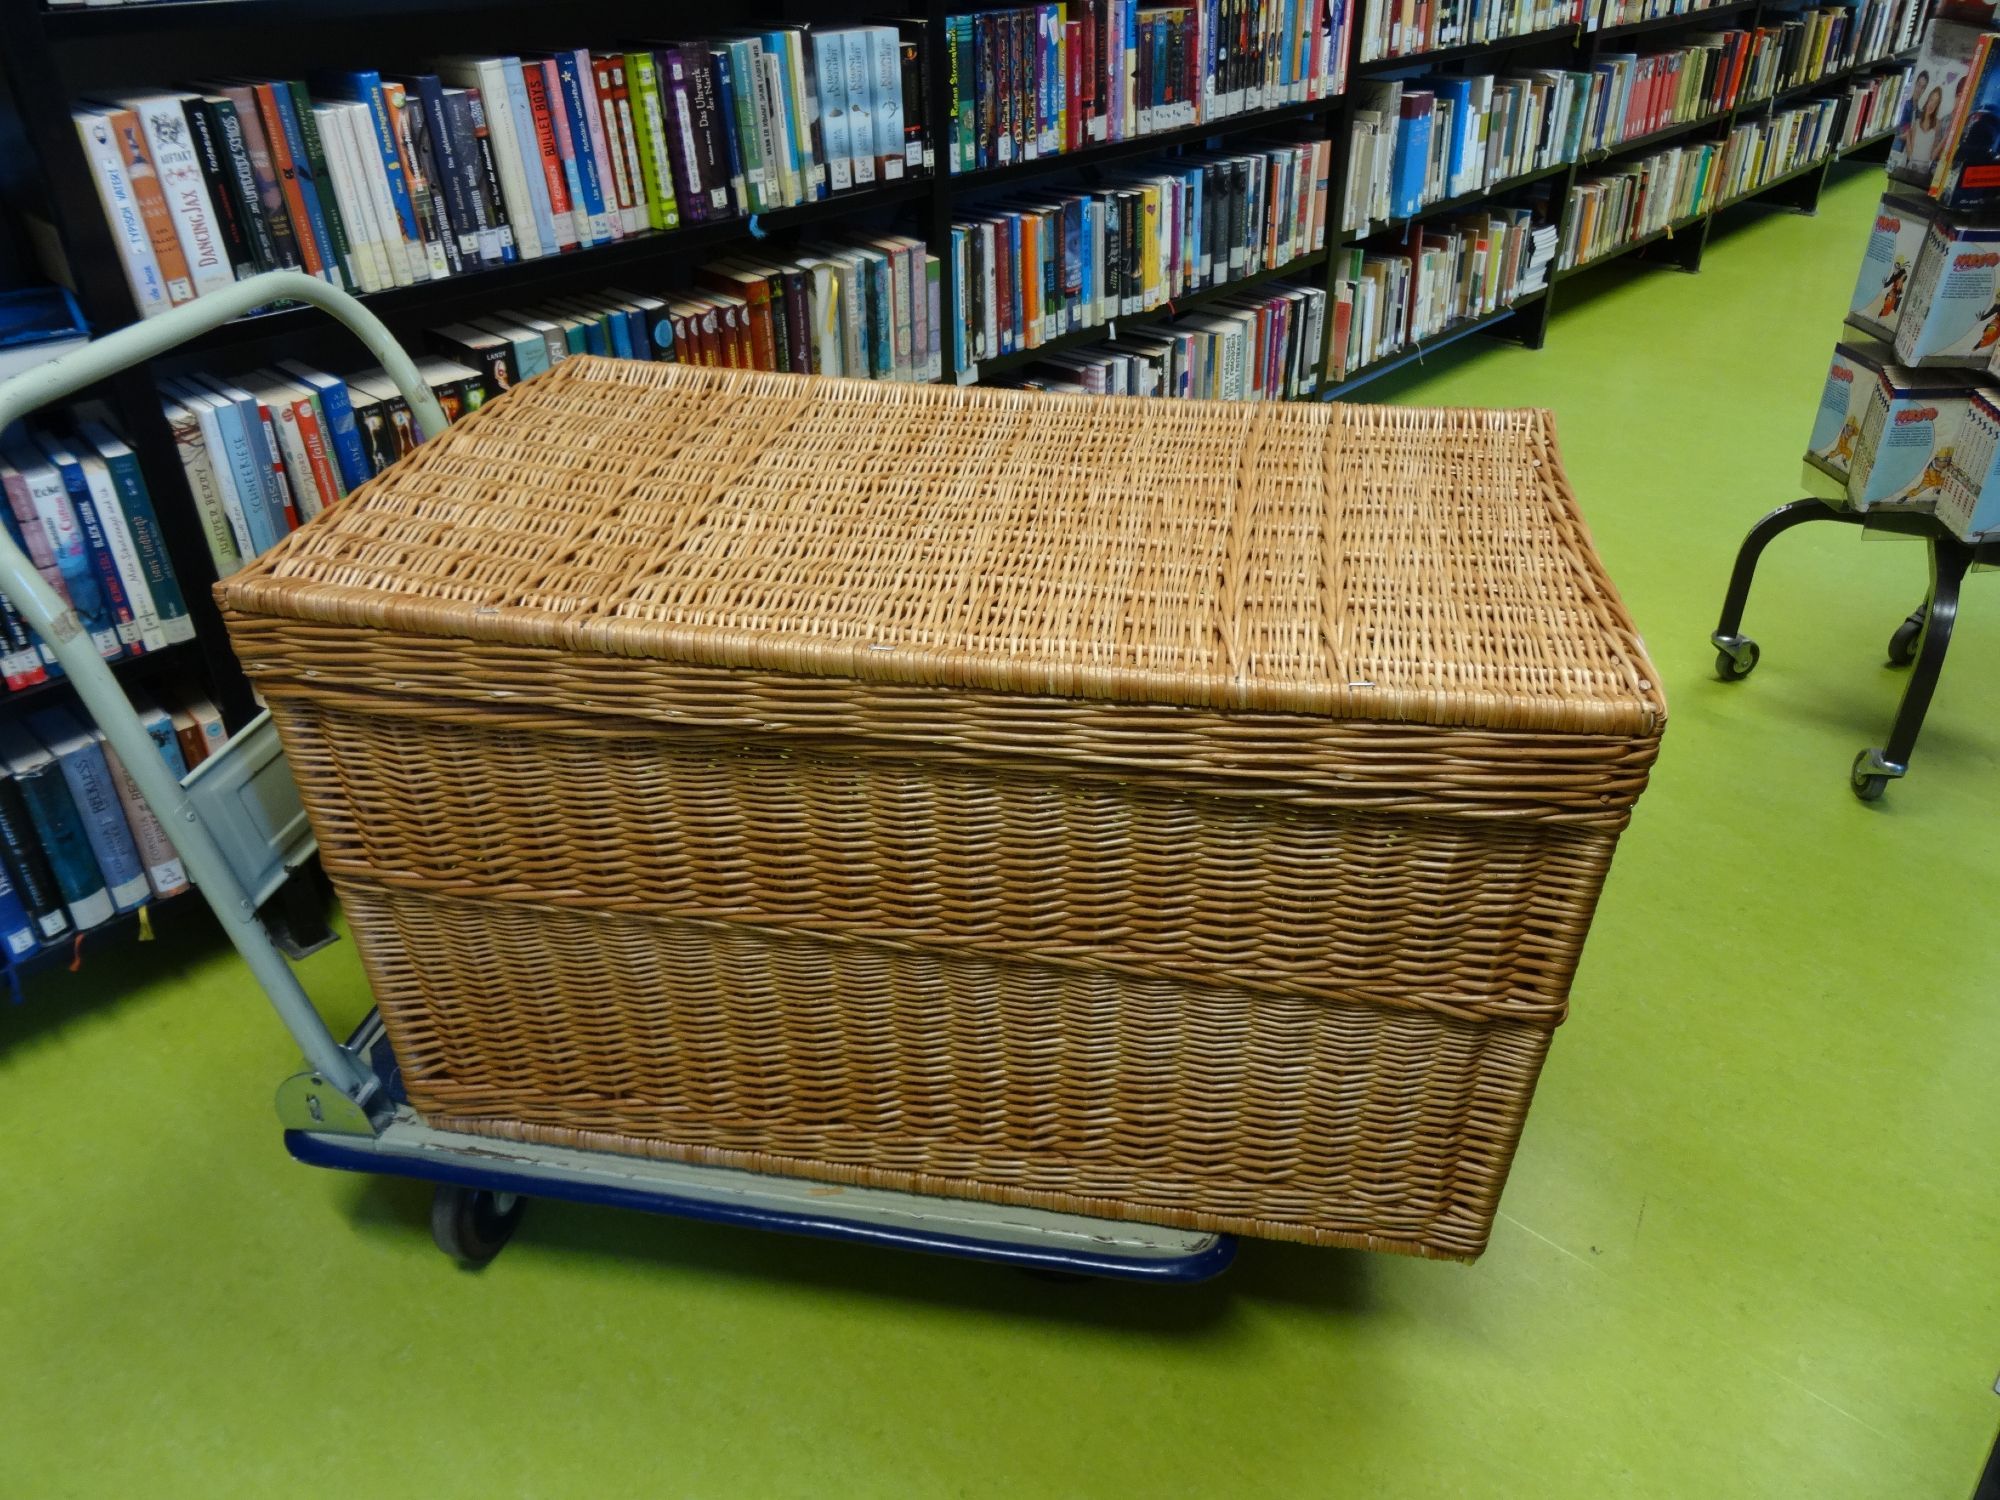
[
  {"xmin": 431, "ymin": 1185, "xmax": 525, "ymax": 1266},
  {"xmin": 1887, "ymin": 615, "xmax": 1924, "ymax": 668},
  {"xmin": 1714, "ymin": 639, "xmax": 1759, "ymax": 681},
  {"xmin": 1851, "ymin": 750, "xmax": 1891, "ymax": 804}
]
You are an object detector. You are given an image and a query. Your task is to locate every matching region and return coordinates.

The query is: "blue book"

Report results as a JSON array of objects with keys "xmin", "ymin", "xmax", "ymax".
[
  {"xmin": 127, "ymin": 690, "xmax": 192, "ymax": 782},
  {"xmin": 79, "ymin": 420, "xmax": 196, "ymax": 647},
  {"xmin": 1427, "ymin": 77, "xmax": 1474, "ymax": 196},
  {"xmin": 0, "ymin": 854, "xmax": 41, "ymax": 960},
  {"xmin": 402, "ymin": 72, "xmax": 491, "ymax": 269},
  {"xmin": 1062, "ymin": 196, "xmax": 1084, "ymax": 331},
  {"xmin": 263, "ymin": 83, "xmax": 345, "ymax": 292},
  {"xmin": 275, "ymin": 362, "xmax": 373, "ymax": 493},
  {"xmin": 33, "ymin": 435, "xmax": 137, "ymax": 658},
  {"xmin": 550, "ymin": 53, "xmax": 613, "ymax": 245},
  {"xmin": 0, "ymin": 438, "xmax": 114, "ymax": 663},
  {"xmin": 316, "ymin": 71, "xmax": 424, "ymax": 255},
  {"xmin": 1392, "ymin": 93, "xmax": 1433, "ymax": 219},
  {"xmin": 0, "ymin": 775, "xmax": 69, "ymax": 944},
  {"xmin": 1077, "ymin": 200, "xmax": 1095, "ymax": 324},
  {"xmin": 812, "ymin": 32, "xmax": 854, "ymax": 191},
  {"xmin": 0, "ymin": 723, "xmax": 112, "ymax": 931},
  {"xmin": 28, "ymin": 708, "xmax": 149, "ymax": 915},
  {"xmin": 192, "ymin": 379, "xmax": 283, "ymax": 554},
  {"xmin": 169, "ymin": 378, "xmax": 272, "ymax": 558}
]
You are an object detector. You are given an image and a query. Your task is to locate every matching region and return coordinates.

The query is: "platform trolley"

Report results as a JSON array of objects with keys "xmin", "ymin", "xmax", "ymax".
[{"xmin": 0, "ymin": 271, "xmax": 1233, "ymax": 1283}]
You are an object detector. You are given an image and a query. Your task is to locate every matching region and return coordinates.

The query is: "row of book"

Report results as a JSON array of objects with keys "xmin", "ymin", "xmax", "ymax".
[
  {"xmin": 948, "ymin": 139, "xmax": 1330, "ymax": 367},
  {"xmin": 1550, "ymin": 93, "xmax": 1841, "ymax": 270},
  {"xmin": 1329, "ymin": 208, "xmax": 1556, "ymax": 379},
  {"xmin": 1740, "ymin": 8, "xmax": 1876, "ymax": 101},
  {"xmin": 1890, "ymin": 16, "xmax": 2000, "ymax": 211},
  {"xmin": 1359, "ymin": 0, "xmax": 1924, "ymax": 72},
  {"xmin": 1345, "ymin": 72, "xmax": 1584, "ymax": 230},
  {"xmin": 942, "ymin": 0, "xmax": 1353, "ymax": 172},
  {"xmin": 76, "ymin": 31, "xmax": 931, "ymax": 316},
  {"xmin": 994, "ymin": 280, "xmax": 1328, "ymax": 395},
  {"xmin": 1357, "ymin": 0, "xmax": 1574, "ymax": 64},
  {"xmin": 1832, "ymin": 61, "xmax": 1914, "ymax": 151},
  {"xmin": 0, "ymin": 689, "xmax": 228, "ymax": 961},
  {"xmin": 0, "ymin": 422, "xmax": 195, "ymax": 683}
]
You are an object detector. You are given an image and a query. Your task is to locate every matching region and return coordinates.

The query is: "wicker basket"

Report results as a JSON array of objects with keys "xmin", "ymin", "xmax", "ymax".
[{"xmin": 219, "ymin": 358, "xmax": 1663, "ymax": 1260}]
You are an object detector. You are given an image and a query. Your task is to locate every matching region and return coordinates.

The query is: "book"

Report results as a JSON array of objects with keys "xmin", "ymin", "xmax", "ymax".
[
  {"xmin": 72, "ymin": 108, "xmax": 169, "ymax": 316},
  {"xmin": 0, "ymin": 438, "xmax": 120, "ymax": 662},
  {"xmin": 1936, "ymin": 386, "xmax": 2000, "ymax": 539},
  {"xmin": 100, "ymin": 736, "xmax": 189, "ymax": 900},
  {"xmin": 1847, "ymin": 192, "xmax": 1936, "ymax": 339},
  {"xmin": 1893, "ymin": 217, "xmax": 2000, "ymax": 367},
  {"xmin": 161, "ymin": 393, "xmax": 245, "ymax": 577},
  {"xmin": 77, "ymin": 419, "xmax": 196, "ymax": 647},
  {"xmin": 0, "ymin": 722, "xmax": 114, "ymax": 930},
  {"xmin": 0, "ymin": 772, "xmax": 70, "ymax": 945},
  {"xmin": 1846, "ymin": 359, "xmax": 1973, "ymax": 507},
  {"xmin": 28, "ymin": 707, "xmax": 158, "ymax": 916},
  {"xmin": 121, "ymin": 92, "xmax": 236, "ymax": 296},
  {"xmin": 1889, "ymin": 20, "xmax": 1985, "ymax": 185}
]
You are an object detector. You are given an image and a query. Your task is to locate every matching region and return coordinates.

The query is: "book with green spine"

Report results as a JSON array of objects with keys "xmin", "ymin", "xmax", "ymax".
[{"xmin": 624, "ymin": 51, "xmax": 680, "ymax": 231}]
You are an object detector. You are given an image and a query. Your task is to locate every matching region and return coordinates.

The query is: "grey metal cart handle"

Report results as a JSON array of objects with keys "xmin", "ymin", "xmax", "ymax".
[{"xmin": 0, "ymin": 270, "xmax": 449, "ymax": 1107}]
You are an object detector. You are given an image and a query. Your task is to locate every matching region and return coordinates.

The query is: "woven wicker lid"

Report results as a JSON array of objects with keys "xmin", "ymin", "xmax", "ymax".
[{"xmin": 220, "ymin": 357, "xmax": 1663, "ymax": 736}]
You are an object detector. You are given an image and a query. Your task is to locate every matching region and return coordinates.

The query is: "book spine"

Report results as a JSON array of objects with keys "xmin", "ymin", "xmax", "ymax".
[
  {"xmin": 813, "ymin": 35, "xmax": 856, "ymax": 192},
  {"xmin": 181, "ymin": 99, "xmax": 258, "ymax": 278},
  {"xmin": 204, "ymin": 100, "xmax": 280, "ymax": 274},
  {"xmin": 594, "ymin": 57, "xmax": 642, "ymax": 232},
  {"xmin": 163, "ymin": 401, "xmax": 243, "ymax": 576},
  {"xmin": 102, "ymin": 740, "xmax": 188, "ymax": 899},
  {"xmin": 40, "ymin": 727, "xmax": 150, "ymax": 912},
  {"xmin": 574, "ymin": 50, "xmax": 628, "ymax": 235},
  {"xmin": 344, "ymin": 72, "xmax": 426, "ymax": 265},
  {"xmin": 289, "ymin": 82, "xmax": 366, "ymax": 291},
  {"xmin": 554, "ymin": 52, "xmax": 614, "ymax": 244},
  {"xmin": 0, "ymin": 778, "xmax": 68, "ymax": 942},
  {"xmin": 218, "ymin": 86, "xmax": 302, "ymax": 271},
  {"xmin": 629, "ymin": 52, "xmax": 682, "ymax": 228},
  {"xmin": 520, "ymin": 62, "xmax": 580, "ymax": 247},
  {"xmin": 270, "ymin": 83, "xmax": 349, "ymax": 288},
  {"xmin": 10, "ymin": 760, "xmax": 110, "ymax": 929},
  {"xmin": 416, "ymin": 76, "xmax": 485, "ymax": 269},
  {"xmin": 252, "ymin": 84, "xmax": 327, "ymax": 282},
  {"xmin": 459, "ymin": 88, "xmax": 519, "ymax": 261},
  {"xmin": 844, "ymin": 30, "xmax": 879, "ymax": 185},
  {"xmin": 73, "ymin": 112, "xmax": 169, "ymax": 316},
  {"xmin": 133, "ymin": 95, "xmax": 235, "ymax": 297},
  {"xmin": 49, "ymin": 453, "xmax": 138, "ymax": 654},
  {"xmin": 108, "ymin": 109, "xmax": 197, "ymax": 304},
  {"xmin": 86, "ymin": 434, "xmax": 191, "ymax": 644},
  {"xmin": 871, "ymin": 26, "xmax": 907, "ymax": 181}
]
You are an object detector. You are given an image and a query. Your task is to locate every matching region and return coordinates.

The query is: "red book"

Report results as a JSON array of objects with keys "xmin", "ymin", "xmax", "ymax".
[
  {"xmin": 519, "ymin": 61, "xmax": 578, "ymax": 249},
  {"xmin": 249, "ymin": 84, "xmax": 324, "ymax": 278},
  {"xmin": 290, "ymin": 392, "xmax": 343, "ymax": 506},
  {"xmin": 1065, "ymin": 22, "xmax": 1084, "ymax": 151},
  {"xmin": 254, "ymin": 402, "xmax": 303, "ymax": 532},
  {"xmin": 696, "ymin": 265, "xmax": 776, "ymax": 370}
]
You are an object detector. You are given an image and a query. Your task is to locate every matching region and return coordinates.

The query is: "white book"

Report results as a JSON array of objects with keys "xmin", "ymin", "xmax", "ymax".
[
  {"xmin": 756, "ymin": 49, "xmax": 799, "ymax": 207},
  {"xmin": 570, "ymin": 49, "xmax": 626, "ymax": 240},
  {"xmin": 435, "ymin": 57, "xmax": 545, "ymax": 260},
  {"xmin": 161, "ymin": 396, "xmax": 243, "ymax": 577},
  {"xmin": 841, "ymin": 31, "xmax": 877, "ymax": 184},
  {"xmin": 313, "ymin": 105, "xmax": 387, "ymax": 293},
  {"xmin": 121, "ymin": 93, "xmax": 236, "ymax": 297},
  {"xmin": 162, "ymin": 380, "xmax": 254, "ymax": 560},
  {"xmin": 343, "ymin": 103, "xmax": 417, "ymax": 287},
  {"xmin": 72, "ymin": 108, "xmax": 168, "ymax": 317},
  {"xmin": 75, "ymin": 451, "xmax": 166, "ymax": 652},
  {"xmin": 251, "ymin": 379, "xmax": 330, "ymax": 522}
]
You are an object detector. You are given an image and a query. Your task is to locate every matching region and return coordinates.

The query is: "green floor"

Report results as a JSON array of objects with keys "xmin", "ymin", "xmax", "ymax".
[{"xmin": 5, "ymin": 164, "xmax": 1997, "ymax": 1498}]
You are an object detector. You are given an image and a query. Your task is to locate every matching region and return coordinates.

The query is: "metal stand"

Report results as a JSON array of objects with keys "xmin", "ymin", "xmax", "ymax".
[{"xmin": 1710, "ymin": 498, "xmax": 1997, "ymax": 801}]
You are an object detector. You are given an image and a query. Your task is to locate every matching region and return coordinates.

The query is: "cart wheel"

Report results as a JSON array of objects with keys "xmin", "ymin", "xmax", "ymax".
[
  {"xmin": 1714, "ymin": 639, "xmax": 1759, "ymax": 681},
  {"xmin": 430, "ymin": 1185, "xmax": 525, "ymax": 1267},
  {"xmin": 1887, "ymin": 616, "xmax": 1923, "ymax": 668},
  {"xmin": 1850, "ymin": 751, "xmax": 1890, "ymax": 804}
]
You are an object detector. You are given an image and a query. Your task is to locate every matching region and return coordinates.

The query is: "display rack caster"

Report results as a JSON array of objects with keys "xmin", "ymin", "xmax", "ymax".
[
  {"xmin": 1887, "ymin": 604, "xmax": 1926, "ymax": 668},
  {"xmin": 1709, "ymin": 495, "xmax": 1995, "ymax": 801},
  {"xmin": 431, "ymin": 1185, "xmax": 527, "ymax": 1267},
  {"xmin": 1712, "ymin": 633, "xmax": 1760, "ymax": 681},
  {"xmin": 1850, "ymin": 748, "xmax": 1901, "ymax": 804}
]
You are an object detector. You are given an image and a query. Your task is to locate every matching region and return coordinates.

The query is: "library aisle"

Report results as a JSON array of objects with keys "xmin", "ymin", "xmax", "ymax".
[{"xmin": 3, "ymin": 163, "xmax": 1995, "ymax": 1499}]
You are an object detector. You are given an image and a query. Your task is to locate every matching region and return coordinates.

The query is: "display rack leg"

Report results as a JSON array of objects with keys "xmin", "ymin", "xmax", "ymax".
[
  {"xmin": 1711, "ymin": 498, "xmax": 1850, "ymax": 679},
  {"xmin": 1853, "ymin": 538, "xmax": 1971, "ymax": 801}
]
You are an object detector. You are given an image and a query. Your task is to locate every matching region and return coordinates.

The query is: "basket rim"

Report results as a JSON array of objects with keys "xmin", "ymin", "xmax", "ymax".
[{"xmin": 218, "ymin": 359, "xmax": 1667, "ymax": 739}]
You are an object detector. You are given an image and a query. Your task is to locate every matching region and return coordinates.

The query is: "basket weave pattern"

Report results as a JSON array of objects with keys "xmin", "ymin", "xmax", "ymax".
[{"xmin": 221, "ymin": 359, "xmax": 1663, "ymax": 1258}]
